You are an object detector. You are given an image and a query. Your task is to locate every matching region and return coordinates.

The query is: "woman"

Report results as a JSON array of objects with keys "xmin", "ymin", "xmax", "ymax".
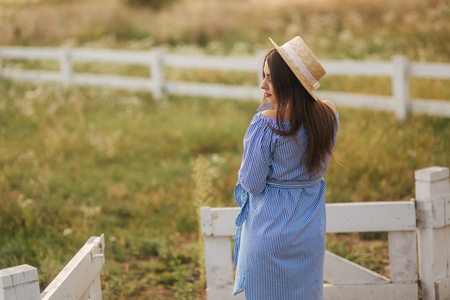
[{"xmin": 233, "ymin": 36, "xmax": 339, "ymax": 299}]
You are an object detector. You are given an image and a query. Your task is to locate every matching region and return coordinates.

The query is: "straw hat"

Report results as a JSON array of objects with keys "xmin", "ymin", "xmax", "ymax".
[{"xmin": 269, "ymin": 36, "xmax": 326, "ymax": 101}]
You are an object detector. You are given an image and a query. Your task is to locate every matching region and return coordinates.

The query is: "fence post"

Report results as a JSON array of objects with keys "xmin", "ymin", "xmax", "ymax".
[
  {"xmin": 150, "ymin": 48, "xmax": 164, "ymax": 102},
  {"xmin": 60, "ymin": 46, "xmax": 72, "ymax": 88},
  {"xmin": 415, "ymin": 166, "xmax": 450, "ymax": 300},
  {"xmin": 0, "ymin": 264, "xmax": 40, "ymax": 300},
  {"xmin": 201, "ymin": 207, "xmax": 235, "ymax": 298},
  {"xmin": 392, "ymin": 55, "xmax": 410, "ymax": 120}
]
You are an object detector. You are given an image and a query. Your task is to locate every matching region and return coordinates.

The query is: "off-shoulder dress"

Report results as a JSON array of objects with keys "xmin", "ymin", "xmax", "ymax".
[{"xmin": 233, "ymin": 108, "xmax": 339, "ymax": 299}]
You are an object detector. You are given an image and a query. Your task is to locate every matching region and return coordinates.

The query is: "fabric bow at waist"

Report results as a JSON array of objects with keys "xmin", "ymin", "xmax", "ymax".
[
  {"xmin": 233, "ymin": 178, "xmax": 322, "ymax": 267},
  {"xmin": 266, "ymin": 177, "xmax": 322, "ymax": 189}
]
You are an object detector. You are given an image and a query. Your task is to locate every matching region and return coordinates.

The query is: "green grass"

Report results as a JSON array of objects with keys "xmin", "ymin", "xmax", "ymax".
[
  {"xmin": 0, "ymin": 78, "xmax": 449, "ymax": 298},
  {"xmin": 0, "ymin": 80, "xmax": 252, "ymax": 298}
]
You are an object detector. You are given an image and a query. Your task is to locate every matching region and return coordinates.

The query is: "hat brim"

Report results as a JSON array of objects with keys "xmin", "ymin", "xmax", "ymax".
[{"xmin": 269, "ymin": 37, "xmax": 320, "ymax": 102}]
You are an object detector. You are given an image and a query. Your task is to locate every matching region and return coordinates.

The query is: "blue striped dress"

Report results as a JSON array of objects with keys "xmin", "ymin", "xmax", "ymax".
[{"xmin": 233, "ymin": 107, "xmax": 339, "ymax": 299}]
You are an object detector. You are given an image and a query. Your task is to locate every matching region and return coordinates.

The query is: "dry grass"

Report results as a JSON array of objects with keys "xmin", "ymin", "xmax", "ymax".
[{"xmin": 1, "ymin": 0, "xmax": 449, "ymax": 62}]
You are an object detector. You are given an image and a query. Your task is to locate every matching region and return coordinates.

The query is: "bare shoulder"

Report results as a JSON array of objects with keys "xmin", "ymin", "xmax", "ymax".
[
  {"xmin": 321, "ymin": 100, "xmax": 337, "ymax": 114},
  {"xmin": 261, "ymin": 110, "xmax": 277, "ymax": 119}
]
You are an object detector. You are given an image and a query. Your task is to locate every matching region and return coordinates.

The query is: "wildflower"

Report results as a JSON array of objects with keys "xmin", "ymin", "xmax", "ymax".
[
  {"xmin": 80, "ymin": 205, "xmax": 101, "ymax": 217},
  {"xmin": 211, "ymin": 153, "xmax": 225, "ymax": 165},
  {"xmin": 17, "ymin": 194, "xmax": 33, "ymax": 208}
]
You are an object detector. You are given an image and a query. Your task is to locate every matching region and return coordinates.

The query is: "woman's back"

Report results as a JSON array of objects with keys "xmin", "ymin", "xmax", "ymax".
[
  {"xmin": 244, "ymin": 112, "xmax": 337, "ymax": 184},
  {"xmin": 233, "ymin": 110, "xmax": 338, "ymax": 299}
]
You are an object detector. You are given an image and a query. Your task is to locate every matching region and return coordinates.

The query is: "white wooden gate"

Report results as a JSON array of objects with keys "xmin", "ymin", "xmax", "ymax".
[
  {"xmin": 201, "ymin": 166, "xmax": 450, "ymax": 300},
  {"xmin": 0, "ymin": 234, "xmax": 105, "ymax": 300}
]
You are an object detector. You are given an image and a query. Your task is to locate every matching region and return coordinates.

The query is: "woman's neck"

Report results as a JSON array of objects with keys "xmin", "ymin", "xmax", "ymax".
[{"xmin": 277, "ymin": 104, "xmax": 291, "ymax": 121}]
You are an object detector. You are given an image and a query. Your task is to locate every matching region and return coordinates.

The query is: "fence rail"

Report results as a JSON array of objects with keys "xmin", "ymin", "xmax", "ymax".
[{"xmin": 1, "ymin": 46, "xmax": 450, "ymax": 119}]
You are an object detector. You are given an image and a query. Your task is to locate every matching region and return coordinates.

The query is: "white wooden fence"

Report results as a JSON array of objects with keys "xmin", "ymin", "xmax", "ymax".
[
  {"xmin": 1, "ymin": 46, "xmax": 450, "ymax": 119},
  {"xmin": 0, "ymin": 234, "xmax": 105, "ymax": 300},
  {"xmin": 201, "ymin": 166, "xmax": 450, "ymax": 300}
]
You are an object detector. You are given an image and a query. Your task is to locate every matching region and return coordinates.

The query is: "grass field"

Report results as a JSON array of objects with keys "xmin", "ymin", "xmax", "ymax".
[
  {"xmin": 1, "ymin": 79, "xmax": 448, "ymax": 298},
  {"xmin": 1, "ymin": 0, "xmax": 449, "ymax": 299}
]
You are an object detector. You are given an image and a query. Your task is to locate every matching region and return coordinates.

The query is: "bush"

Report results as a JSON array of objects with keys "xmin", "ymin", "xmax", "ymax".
[{"xmin": 122, "ymin": 0, "xmax": 178, "ymax": 10}]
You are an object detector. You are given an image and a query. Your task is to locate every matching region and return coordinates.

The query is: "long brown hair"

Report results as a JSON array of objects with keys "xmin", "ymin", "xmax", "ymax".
[{"xmin": 264, "ymin": 48, "xmax": 338, "ymax": 175}]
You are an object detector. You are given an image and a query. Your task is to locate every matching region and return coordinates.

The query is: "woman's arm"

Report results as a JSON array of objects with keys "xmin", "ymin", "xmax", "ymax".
[{"xmin": 238, "ymin": 117, "xmax": 273, "ymax": 195}]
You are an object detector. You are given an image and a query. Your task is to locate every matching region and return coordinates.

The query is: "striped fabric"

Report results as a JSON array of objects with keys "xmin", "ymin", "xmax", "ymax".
[{"xmin": 233, "ymin": 108, "xmax": 339, "ymax": 299}]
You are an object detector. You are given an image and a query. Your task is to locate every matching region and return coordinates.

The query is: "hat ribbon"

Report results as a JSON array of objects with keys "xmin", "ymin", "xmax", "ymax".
[{"xmin": 282, "ymin": 42, "xmax": 320, "ymax": 89}]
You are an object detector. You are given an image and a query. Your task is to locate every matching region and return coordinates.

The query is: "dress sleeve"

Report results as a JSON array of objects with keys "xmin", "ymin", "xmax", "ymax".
[{"xmin": 238, "ymin": 114, "xmax": 273, "ymax": 195}]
